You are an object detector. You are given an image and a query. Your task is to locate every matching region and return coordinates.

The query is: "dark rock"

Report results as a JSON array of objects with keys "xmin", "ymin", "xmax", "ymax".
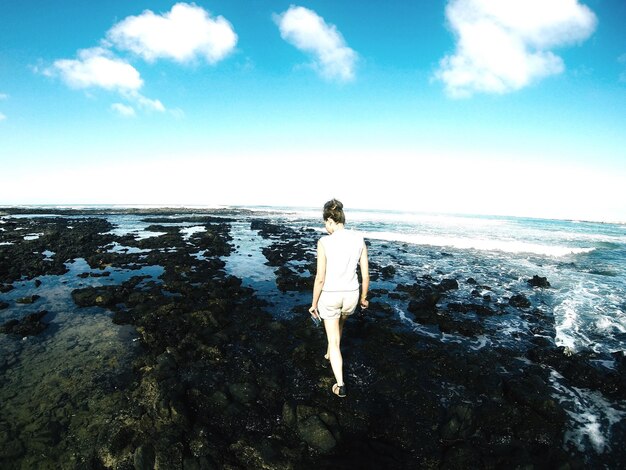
[
  {"xmin": 0, "ymin": 438, "xmax": 25, "ymax": 459},
  {"xmin": 509, "ymin": 294, "xmax": 531, "ymax": 309},
  {"xmin": 0, "ymin": 301, "xmax": 8, "ymax": 310},
  {"xmin": 0, "ymin": 284, "xmax": 14, "ymax": 293},
  {"xmin": 228, "ymin": 382, "xmax": 258, "ymax": 404},
  {"xmin": 275, "ymin": 266, "xmax": 314, "ymax": 292},
  {"xmin": 133, "ymin": 445, "xmax": 156, "ymax": 470},
  {"xmin": 282, "ymin": 402, "xmax": 296, "ymax": 428},
  {"xmin": 297, "ymin": 415, "xmax": 336, "ymax": 453},
  {"xmin": 441, "ymin": 404, "xmax": 475, "ymax": 441},
  {"xmin": 381, "ymin": 265, "xmax": 396, "ymax": 280},
  {"xmin": 438, "ymin": 279, "xmax": 459, "ymax": 291},
  {"xmin": 188, "ymin": 427, "xmax": 211, "ymax": 458},
  {"xmin": 407, "ymin": 290, "xmax": 441, "ymax": 321},
  {"xmin": 528, "ymin": 275, "xmax": 551, "ymax": 288},
  {"xmin": 0, "ymin": 310, "xmax": 48, "ymax": 336},
  {"xmin": 15, "ymin": 294, "xmax": 40, "ymax": 304}
]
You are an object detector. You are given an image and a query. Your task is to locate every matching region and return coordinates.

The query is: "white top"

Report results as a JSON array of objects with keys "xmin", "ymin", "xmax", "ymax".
[{"xmin": 320, "ymin": 228, "xmax": 364, "ymax": 292}]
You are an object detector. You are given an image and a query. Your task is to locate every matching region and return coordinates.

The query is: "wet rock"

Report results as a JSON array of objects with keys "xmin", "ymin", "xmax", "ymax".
[
  {"xmin": 528, "ymin": 275, "xmax": 551, "ymax": 288},
  {"xmin": 275, "ymin": 266, "xmax": 314, "ymax": 292},
  {"xmin": 406, "ymin": 289, "xmax": 441, "ymax": 321},
  {"xmin": 297, "ymin": 415, "xmax": 336, "ymax": 453},
  {"xmin": 0, "ymin": 438, "xmax": 25, "ymax": 459},
  {"xmin": 509, "ymin": 294, "xmax": 531, "ymax": 309},
  {"xmin": 15, "ymin": 294, "xmax": 40, "ymax": 304},
  {"xmin": 228, "ymin": 382, "xmax": 258, "ymax": 404},
  {"xmin": 155, "ymin": 440, "xmax": 183, "ymax": 469},
  {"xmin": 441, "ymin": 404, "xmax": 474, "ymax": 441},
  {"xmin": 229, "ymin": 439, "xmax": 285, "ymax": 469},
  {"xmin": 0, "ymin": 301, "xmax": 8, "ymax": 310},
  {"xmin": 438, "ymin": 278, "xmax": 459, "ymax": 292},
  {"xmin": 188, "ymin": 427, "xmax": 211, "ymax": 458},
  {"xmin": 0, "ymin": 283, "xmax": 14, "ymax": 293},
  {"xmin": 133, "ymin": 445, "xmax": 155, "ymax": 470},
  {"xmin": 447, "ymin": 302, "xmax": 498, "ymax": 316},
  {"xmin": 381, "ymin": 265, "xmax": 396, "ymax": 280},
  {"xmin": 207, "ymin": 391, "xmax": 230, "ymax": 410},
  {"xmin": 0, "ymin": 310, "xmax": 48, "ymax": 336},
  {"xmin": 282, "ymin": 402, "xmax": 296, "ymax": 428}
]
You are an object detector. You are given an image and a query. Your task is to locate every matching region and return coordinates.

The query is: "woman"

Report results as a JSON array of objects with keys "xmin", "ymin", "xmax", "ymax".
[{"xmin": 309, "ymin": 199, "xmax": 369, "ymax": 398}]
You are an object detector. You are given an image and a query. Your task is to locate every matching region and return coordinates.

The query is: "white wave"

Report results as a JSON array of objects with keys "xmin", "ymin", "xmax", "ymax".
[
  {"xmin": 180, "ymin": 225, "xmax": 206, "ymax": 240},
  {"xmin": 351, "ymin": 211, "xmax": 507, "ymax": 228},
  {"xmin": 24, "ymin": 233, "xmax": 44, "ymax": 241},
  {"xmin": 363, "ymin": 231, "xmax": 594, "ymax": 257},
  {"xmin": 550, "ymin": 370, "xmax": 626, "ymax": 454},
  {"xmin": 469, "ymin": 335, "xmax": 490, "ymax": 350},
  {"xmin": 395, "ymin": 306, "xmax": 440, "ymax": 338}
]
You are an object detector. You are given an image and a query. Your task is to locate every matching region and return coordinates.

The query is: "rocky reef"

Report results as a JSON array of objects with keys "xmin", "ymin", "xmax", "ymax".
[{"xmin": 0, "ymin": 208, "xmax": 624, "ymax": 469}]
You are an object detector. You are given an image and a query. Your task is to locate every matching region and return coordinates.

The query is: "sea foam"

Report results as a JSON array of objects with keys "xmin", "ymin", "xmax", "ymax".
[{"xmin": 363, "ymin": 231, "xmax": 594, "ymax": 257}]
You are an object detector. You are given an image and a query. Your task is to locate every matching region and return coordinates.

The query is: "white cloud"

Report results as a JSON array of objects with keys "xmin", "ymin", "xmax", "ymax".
[
  {"xmin": 111, "ymin": 103, "xmax": 136, "ymax": 117},
  {"xmin": 50, "ymin": 47, "xmax": 143, "ymax": 91},
  {"xmin": 435, "ymin": 0, "xmax": 597, "ymax": 97},
  {"xmin": 124, "ymin": 92, "xmax": 166, "ymax": 112},
  {"xmin": 48, "ymin": 48, "xmax": 167, "ymax": 114},
  {"xmin": 169, "ymin": 108, "xmax": 186, "ymax": 119},
  {"xmin": 107, "ymin": 2, "xmax": 237, "ymax": 64},
  {"xmin": 274, "ymin": 5, "xmax": 357, "ymax": 81},
  {"xmin": 0, "ymin": 112, "xmax": 6, "ymax": 121}
]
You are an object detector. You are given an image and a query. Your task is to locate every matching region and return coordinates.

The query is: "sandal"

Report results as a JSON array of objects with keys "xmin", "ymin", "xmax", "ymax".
[{"xmin": 332, "ymin": 383, "xmax": 346, "ymax": 398}]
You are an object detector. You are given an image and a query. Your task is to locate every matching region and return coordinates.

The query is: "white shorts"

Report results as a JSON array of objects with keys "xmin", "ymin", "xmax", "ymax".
[{"xmin": 318, "ymin": 290, "xmax": 359, "ymax": 320}]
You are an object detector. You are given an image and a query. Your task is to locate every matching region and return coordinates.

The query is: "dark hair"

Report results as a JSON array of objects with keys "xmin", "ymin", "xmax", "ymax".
[{"xmin": 323, "ymin": 198, "xmax": 345, "ymax": 224}]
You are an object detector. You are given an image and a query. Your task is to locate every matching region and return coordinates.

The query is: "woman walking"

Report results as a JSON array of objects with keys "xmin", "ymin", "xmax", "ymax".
[{"xmin": 309, "ymin": 199, "xmax": 369, "ymax": 397}]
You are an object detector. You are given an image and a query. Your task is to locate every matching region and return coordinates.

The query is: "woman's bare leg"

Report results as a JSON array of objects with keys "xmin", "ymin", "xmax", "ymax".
[
  {"xmin": 323, "ymin": 318, "xmax": 343, "ymax": 386},
  {"xmin": 326, "ymin": 314, "xmax": 348, "ymax": 360}
]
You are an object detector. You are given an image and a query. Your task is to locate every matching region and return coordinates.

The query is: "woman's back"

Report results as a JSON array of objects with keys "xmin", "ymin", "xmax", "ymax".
[{"xmin": 320, "ymin": 229, "xmax": 363, "ymax": 292}]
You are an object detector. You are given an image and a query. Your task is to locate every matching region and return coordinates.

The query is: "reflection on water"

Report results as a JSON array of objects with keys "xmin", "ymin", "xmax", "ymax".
[
  {"xmin": 0, "ymin": 311, "xmax": 140, "ymax": 467},
  {"xmin": 0, "ymin": 234, "xmax": 163, "ymax": 467}
]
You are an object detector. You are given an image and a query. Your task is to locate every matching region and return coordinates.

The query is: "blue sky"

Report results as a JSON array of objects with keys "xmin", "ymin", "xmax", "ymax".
[{"xmin": 1, "ymin": 0, "xmax": 625, "ymax": 222}]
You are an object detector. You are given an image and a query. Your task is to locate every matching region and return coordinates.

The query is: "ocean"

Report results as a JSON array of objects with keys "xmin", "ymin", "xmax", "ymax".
[{"xmin": 1, "ymin": 205, "xmax": 625, "ymax": 464}]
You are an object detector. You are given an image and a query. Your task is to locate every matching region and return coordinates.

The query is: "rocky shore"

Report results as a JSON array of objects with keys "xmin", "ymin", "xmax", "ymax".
[{"xmin": 1, "ymin": 208, "xmax": 624, "ymax": 469}]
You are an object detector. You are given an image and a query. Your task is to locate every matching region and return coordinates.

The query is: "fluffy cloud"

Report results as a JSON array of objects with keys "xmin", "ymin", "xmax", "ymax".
[
  {"xmin": 435, "ymin": 0, "xmax": 597, "ymax": 97},
  {"xmin": 125, "ymin": 92, "xmax": 165, "ymax": 112},
  {"xmin": 274, "ymin": 6, "xmax": 357, "ymax": 81},
  {"xmin": 111, "ymin": 103, "xmax": 136, "ymax": 117},
  {"xmin": 50, "ymin": 47, "xmax": 143, "ymax": 91},
  {"xmin": 43, "ymin": 3, "xmax": 236, "ymax": 116},
  {"xmin": 48, "ymin": 48, "xmax": 166, "ymax": 114},
  {"xmin": 107, "ymin": 2, "xmax": 237, "ymax": 64}
]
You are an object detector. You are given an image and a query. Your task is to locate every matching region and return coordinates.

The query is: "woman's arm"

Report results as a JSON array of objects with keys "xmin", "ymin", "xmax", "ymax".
[
  {"xmin": 309, "ymin": 240, "xmax": 326, "ymax": 318},
  {"xmin": 359, "ymin": 241, "xmax": 369, "ymax": 309}
]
